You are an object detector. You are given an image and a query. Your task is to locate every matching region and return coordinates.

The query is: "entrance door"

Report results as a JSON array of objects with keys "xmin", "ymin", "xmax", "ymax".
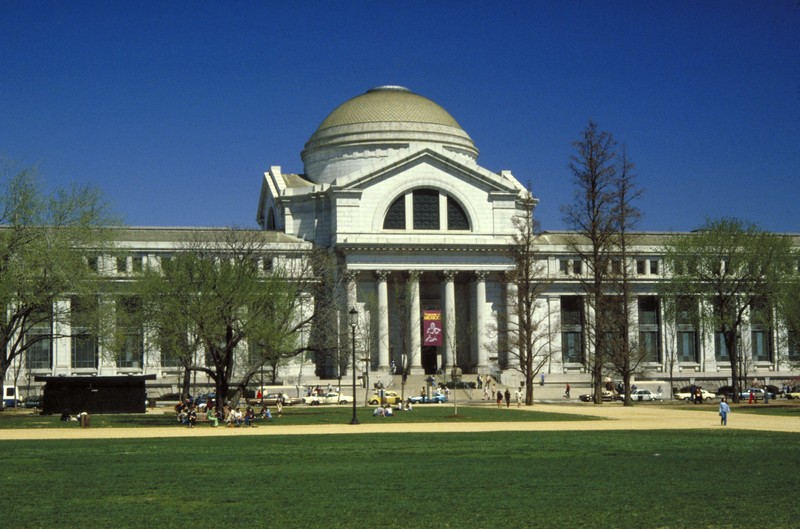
[{"xmin": 421, "ymin": 346, "xmax": 438, "ymax": 374}]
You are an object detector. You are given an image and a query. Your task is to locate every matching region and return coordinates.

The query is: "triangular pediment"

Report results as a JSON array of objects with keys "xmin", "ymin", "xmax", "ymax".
[{"xmin": 333, "ymin": 145, "xmax": 525, "ymax": 196}]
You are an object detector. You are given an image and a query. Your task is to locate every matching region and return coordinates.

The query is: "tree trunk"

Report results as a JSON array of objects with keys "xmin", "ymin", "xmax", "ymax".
[{"xmin": 726, "ymin": 330, "xmax": 740, "ymax": 403}]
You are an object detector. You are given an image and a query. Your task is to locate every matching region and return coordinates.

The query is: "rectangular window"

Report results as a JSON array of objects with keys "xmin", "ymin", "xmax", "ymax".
[
  {"xmin": 116, "ymin": 257, "xmax": 127, "ymax": 273},
  {"xmin": 639, "ymin": 331, "xmax": 659, "ymax": 362},
  {"xmin": 751, "ymin": 331, "xmax": 771, "ymax": 362},
  {"xmin": 676, "ymin": 297, "xmax": 698, "ymax": 362},
  {"xmin": 159, "ymin": 328, "xmax": 187, "ymax": 368},
  {"xmin": 562, "ymin": 331, "xmax": 583, "ymax": 363},
  {"xmin": 789, "ymin": 330, "xmax": 800, "ymax": 360},
  {"xmin": 132, "ymin": 255, "xmax": 144, "ymax": 273},
  {"xmin": 636, "ymin": 260, "xmax": 646, "ymax": 275},
  {"xmin": 638, "ymin": 296, "xmax": 660, "ymax": 362},
  {"xmin": 649, "ymin": 260, "xmax": 659, "ymax": 275},
  {"xmin": 573, "ymin": 259, "xmax": 583, "ymax": 275},
  {"xmin": 413, "ymin": 190, "xmax": 440, "ymax": 230},
  {"xmin": 116, "ymin": 297, "xmax": 144, "ymax": 369},
  {"xmin": 638, "ymin": 296, "xmax": 659, "ymax": 325},
  {"xmin": 715, "ymin": 332, "xmax": 730, "ymax": 361},
  {"xmin": 559, "ymin": 260, "xmax": 569, "ymax": 274},
  {"xmin": 25, "ymin": 313, "xmax": 53, "ymax": 370},
  {"xmin": 560, "ymin": 296, "xmax": 584, "ymax": 363},
  {"xmin": 677, "ymin": 331, "xmax": 697, "ymax": 362},
  {"xmin": 749, "ymin": 298, "xmax": 771, "ymax": 362},
  {"xmin": 71, "ymin": 297, "xmax": 98, "ymax": 369}
]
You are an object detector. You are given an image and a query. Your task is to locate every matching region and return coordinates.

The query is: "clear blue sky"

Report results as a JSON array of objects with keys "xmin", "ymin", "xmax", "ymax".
[{"xmin": 2, "ymin": 1, "xmax": 798, "ymax": 232}]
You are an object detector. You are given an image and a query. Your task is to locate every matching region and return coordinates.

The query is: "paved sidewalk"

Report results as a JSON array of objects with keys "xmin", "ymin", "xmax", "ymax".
[{"xmin": 1, "ymin": 403, "xmax": 797, "ymax": 441}]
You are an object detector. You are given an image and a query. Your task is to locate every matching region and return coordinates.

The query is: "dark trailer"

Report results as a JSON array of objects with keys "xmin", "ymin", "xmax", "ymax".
[{"xmin": 35, "ymin": 375, "xmax": 156, "ymax": 414}]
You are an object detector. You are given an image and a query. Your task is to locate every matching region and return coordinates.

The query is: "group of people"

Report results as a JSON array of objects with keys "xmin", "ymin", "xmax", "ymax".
[
  {"xmin": 495, "ymin": 388, "xmax": 513, "ymax": 408},
  {"xmin": 175, "ymin": 398, "xmax": 279, "ymax": 428},
  {"xmin": 373, "ymin": 398, "xmax": 414, "ymax": 416}
]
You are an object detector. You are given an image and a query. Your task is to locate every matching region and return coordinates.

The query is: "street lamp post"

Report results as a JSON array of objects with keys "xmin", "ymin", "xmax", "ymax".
[{"xmin": 348, "ymin": 307, "xmax": 359, "ymax": 425}]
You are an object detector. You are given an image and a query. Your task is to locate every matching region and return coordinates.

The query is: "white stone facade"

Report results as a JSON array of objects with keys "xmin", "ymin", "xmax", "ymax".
[{"xmin": 6, "ymin": 86, "xmax": 799, "ymax": 397}]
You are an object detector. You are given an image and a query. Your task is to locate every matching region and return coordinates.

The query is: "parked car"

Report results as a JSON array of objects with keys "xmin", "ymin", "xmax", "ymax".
[
  {"xmin": 786, "ymin": 389, "xmax": 800, "ymax": 400},
  {"xmin": 739, "ymin": 388, "xmax": 775, "ymax": 400},
  {"xmin": 578, "ymin": 391, "xmax": 619, "ymax": 403},
  {"xmin": 630, "ymin": 389, "xmax": 659, "ymax": 401},
  {"xmin": 194, "ymin": 393, "xmax": 216, "ymax": 410},
  {"xmin": 715, "ymin": 386, "xmax": 735, "ymax": 399},
  {"xmin": 22, "ymin": 396, "xmax": 42, "ymax": 408},
  {"xmin": 408, "ymin": 392, "xmax": 448, "ymax": 404},
  {"xmin": 260, "ymin": 393, "xmax": 303, "ymax": 406},
  {"xmin": 368, "ymin": 390, "xmax": 402, "ymax": 406},
  {"xmin": 303, "ymin": 392, "xmax": 350, "ymax": 405},
  {"xmin": 674, "ymin": 387, "xmax": 716, "ymax": 401}
]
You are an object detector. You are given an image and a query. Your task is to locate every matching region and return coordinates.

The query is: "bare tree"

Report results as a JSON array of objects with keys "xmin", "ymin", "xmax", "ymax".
[
  {"xmin": 561, "ymin": 121, "xmax": 620, "ymax": 404},
  {"xmin": 606, "ymin": 146, "xmax": 647, "ymax": 405},
  {"xmin": 495, "ymin": 192, "xmax": 555, "ymax": 405}
]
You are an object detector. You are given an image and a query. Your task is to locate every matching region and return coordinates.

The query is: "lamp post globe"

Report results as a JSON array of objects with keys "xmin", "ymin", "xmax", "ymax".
[{"xmin": 348, "ymin": 308, "xmax": 359, "ymax": 425}]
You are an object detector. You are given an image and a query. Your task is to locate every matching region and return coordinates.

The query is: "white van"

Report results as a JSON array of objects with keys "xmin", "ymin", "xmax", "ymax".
[{"xmin": 3, "ymin": 385, "xmax": 19, "ymax": 408}]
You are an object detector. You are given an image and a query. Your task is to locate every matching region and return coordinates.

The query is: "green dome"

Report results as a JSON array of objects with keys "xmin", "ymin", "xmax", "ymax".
[
  {"xmin": 302, "ymin": 86, "xmax": 477, "ymax": 184},
  {"xmin": 315, "ymin": 86, "xmax": 463, "ymax": 132}
]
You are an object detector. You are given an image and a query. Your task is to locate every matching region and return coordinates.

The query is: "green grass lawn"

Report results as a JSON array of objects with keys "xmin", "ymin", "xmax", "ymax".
[
  {"xmin": 1, "ymin": 429, "xmax": 797, "ymax": 528},
  {"xmin": 0, "ymin": 404, "xmax": 598, "ymax": 428}
]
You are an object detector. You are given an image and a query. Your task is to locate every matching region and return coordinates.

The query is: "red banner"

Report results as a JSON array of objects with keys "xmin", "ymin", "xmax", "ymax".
[{"xmin": 423, "ymin": 310, "xmax": 443, "ymax": 346}]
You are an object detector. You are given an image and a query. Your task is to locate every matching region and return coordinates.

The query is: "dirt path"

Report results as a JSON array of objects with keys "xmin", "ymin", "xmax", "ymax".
[{"xmin": 1, "ymin": 403, "xmax": 797, "ymax": 441}]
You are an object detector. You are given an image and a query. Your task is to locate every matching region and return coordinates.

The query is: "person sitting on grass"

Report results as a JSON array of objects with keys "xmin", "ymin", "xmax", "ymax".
[
  {"xmin": 224, "ymin": 406, "xmax": 235, "ymax": 427},
  {"xmin": 384, "ymin": 405, "xmax": 394, "ymax": 417},
  {"xmin": 206, "ymin": 407, "xmax": 219, "ymax": 427},
  {"xmin": 373, "ymin": 406, "xmax": 385, "ymax": 417},
  {"xmin": 260, "ymin": 405, "xmax": 272, "ymax": 420},
  {"xmin": 244, "ymin": 407, "xmax": 255, "ymax": 427}
]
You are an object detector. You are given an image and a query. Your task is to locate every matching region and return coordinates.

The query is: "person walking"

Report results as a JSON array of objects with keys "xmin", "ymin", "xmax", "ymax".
[
  {"xmin": 504, "ymin": 388, "xmax": 511, "ymax": 408},
  {"xmin": 719, "ymin": 397, "xmax": 731, "ymax": 426},
  {"xmin": 515, "ymin": 387, "xmax": 523, "ymax": 407},
  {"xmin": 564, "ymin": 383, "xmax": 571, "ymax": 398},
  {"xmin": 496, "ymin": 390, "xmax": 503, "ymax": 408}
]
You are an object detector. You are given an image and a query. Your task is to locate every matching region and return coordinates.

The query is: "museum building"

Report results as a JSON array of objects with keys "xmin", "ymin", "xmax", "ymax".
[{"xmin": 8, "ymin": 86, "xmax": 799, "ymax": 396}]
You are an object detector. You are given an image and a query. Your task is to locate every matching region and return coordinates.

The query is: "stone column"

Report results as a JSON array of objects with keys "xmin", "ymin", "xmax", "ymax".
[
  {"xmin": 408, "ymin": 271, "xmax": 423, "ymax": 374},
  {"xmin": 475, "ymin": 271, "xmax": 488, "ymax": 372},
  {"xmin": 345, "ymin": 271, "xmax": 360, "ymax": 376},
  {"xmin": 442, "ymin": 271, "xmax": 457, "ymax": 370},
  {"xmin": 376, "ymin": 271, "xmax": 390, "ymax": 371},
  {"xmin": 505, "ymin": 274, "xmax": 519, "ymax": 369}
]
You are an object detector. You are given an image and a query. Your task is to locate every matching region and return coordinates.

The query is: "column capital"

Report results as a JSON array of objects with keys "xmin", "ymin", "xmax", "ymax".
[
  {"xmin": 375, "ymin": 270, "xmax": 390, "ymax": 281},
  {"xmin": 474, "ymin": 270, "xmax": 488, "ymax": 282},
  {"xmin": 408, "ymin": 270, "xmax": 421, "ymax": 282},
  {"xmin": 344, "ymin": 270, "xmax": 358, "ymax": 283},
  {"xmin": 442, "ymin": 270, "xmax": 458, "ymax": 282}
]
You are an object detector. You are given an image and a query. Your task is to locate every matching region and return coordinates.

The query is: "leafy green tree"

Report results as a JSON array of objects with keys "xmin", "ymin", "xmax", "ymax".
[
  {"xmin": 661, "ymin": 218, "xmax": 795, "ymax": 402},
  {"xmin": 0, "ymin": 162, "xmax": 116, "ymax": 387},
  {"xmin": 136, "ymin": 229, "xmax": 338, "ymax": 409}
]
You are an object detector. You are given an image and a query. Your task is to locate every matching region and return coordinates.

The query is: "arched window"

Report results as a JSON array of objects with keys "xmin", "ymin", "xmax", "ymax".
[
  {"xmin": 447, "ymin": 197, "xmax": 469, "ymax": 230},
  {"xmin": 383, "ymin": 189, "xmax": 471, "ymax": 232},
  {"xmin": 383, "ymin": 196, "xmax": 406, "ymax": 229}
]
